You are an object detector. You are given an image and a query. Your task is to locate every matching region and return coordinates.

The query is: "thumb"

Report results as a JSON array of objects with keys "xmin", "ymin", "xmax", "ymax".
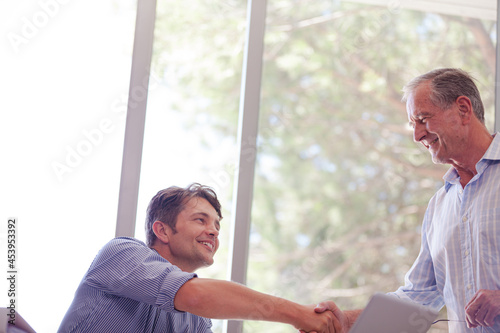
[
  {"xmin": 314, "ymin": 304, "xmax": 326, "ymax": 313},
  {"xmin": 314, "ymin": 301, "xmax": 339, "ymax": 313}
]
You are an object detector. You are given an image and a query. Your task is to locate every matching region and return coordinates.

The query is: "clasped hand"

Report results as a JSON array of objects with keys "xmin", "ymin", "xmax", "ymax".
[{"xmin": 298, "ymin": 301, "xmax": 347, "ymax": 333}]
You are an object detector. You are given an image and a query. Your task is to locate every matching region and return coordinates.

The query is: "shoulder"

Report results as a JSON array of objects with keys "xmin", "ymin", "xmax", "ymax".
[
  {"xmin": 86, "ymin": 237, "xmax": 180, "ymax": 279},
  {"xmin": 92, "ymin": 237, "xmax": 154, "ymax": 265},
  {"xmin": 102, "ymin": 237, "xmax": 147, "ymax": 251},
  {"xmin": 425, "ymin": 184, "xmax": 448, "ymax": 210},
  {"xmin": 106, "ymin": 237, "xmax": 146, "ymax": 249},
  {"xmin": 421, "ymin": 185, "xmax": 449, "ymax": 228}
]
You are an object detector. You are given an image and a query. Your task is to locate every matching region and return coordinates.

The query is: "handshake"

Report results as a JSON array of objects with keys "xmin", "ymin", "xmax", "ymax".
[{"xmin": 292, "ymin": 301, "xmax": 361, "ymax": 333}]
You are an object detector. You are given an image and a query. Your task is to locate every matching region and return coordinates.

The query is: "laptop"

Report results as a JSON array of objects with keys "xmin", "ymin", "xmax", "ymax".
[{"xmin": 349, "ymin": 293, "xmax": 439, "ymax": 333}]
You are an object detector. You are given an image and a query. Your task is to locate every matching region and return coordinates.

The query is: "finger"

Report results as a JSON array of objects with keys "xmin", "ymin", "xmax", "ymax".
[
  {"xmin": 466, "ymin": 316, "xmax": 476, "ymax": 329},
  {"xmin": 330, "ymin": 306, "xmax": 343, "ymax": 320},
  {"xmin": 332, "ymin": 315, "xmax": 342, "ymax": 333},
  {"xmin": 314, "ymin": 304, "xmax": 327, "ymax": 313},
  {"xmin": 328, "ymin": 317, "xmax": 335, "ymax": 333},
  {"xmin": 469, "ymin": 305, "xmax": 494, "ymax": 328},
  {"xmin": 465, "ymin": 292, "xmax": 480, "ymax": 309},
  {"xmin": 319, "ymin": 302, "xmax": 341, "ymax": 317},
  {"xmin": 466, "ymin": 309, "xmax": 479, "ymax": 328},
  {"xmin": 483, "ymin": 310, "xmax": 497, "ymax": 326},
  {"xmin": 315, "ymin": 301, "xmax": 338, "ymax": 313},
  {"xmin": 465, "ymin": 298, "xmax": 480, "ymax": 317},
  {"xmin": 474, "ymin": 307, "xmax": 488, "ymax": 326},
  {"xmin": 466, "ymin": 302, "xmax": 480, "ymax": 326},
  {"xmin": 317, "ymin": 311, "xmax": 334, "ymax": 333}
]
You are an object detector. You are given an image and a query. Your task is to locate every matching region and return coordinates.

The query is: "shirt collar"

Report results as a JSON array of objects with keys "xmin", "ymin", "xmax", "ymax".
[{"xmin": 443, "ymin": 132, "xmax": 500, "ymax": 192}]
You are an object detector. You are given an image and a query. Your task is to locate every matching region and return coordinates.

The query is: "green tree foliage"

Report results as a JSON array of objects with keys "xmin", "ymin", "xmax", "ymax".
[{"xmin": 151, "ymin": 1, "xmax": 495, "ymax": 332}]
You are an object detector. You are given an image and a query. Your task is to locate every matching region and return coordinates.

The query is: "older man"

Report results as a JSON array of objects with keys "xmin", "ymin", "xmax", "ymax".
[{"xmin": 321, "ymin": 68, "xmax": 500, "ymax": 333}]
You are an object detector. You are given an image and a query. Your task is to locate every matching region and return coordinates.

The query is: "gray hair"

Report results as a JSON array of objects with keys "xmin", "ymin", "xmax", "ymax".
[{"xmin": 402, "ymin": 68, "xmax": 485, "ymax": 124}]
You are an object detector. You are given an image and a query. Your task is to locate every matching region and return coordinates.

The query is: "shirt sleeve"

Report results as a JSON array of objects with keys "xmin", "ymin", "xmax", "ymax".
[
  {"xmin": 392, "ymin": 208, "xmax": 445, "ymax": 311},
  {"xmin": 83, "ymin": 237, "xmax": 196, "ymax": 313}
]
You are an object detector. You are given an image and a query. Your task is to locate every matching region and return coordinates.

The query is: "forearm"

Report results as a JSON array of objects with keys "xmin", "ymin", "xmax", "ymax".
[{"xmin": 174, "ymin": 278, "xmax": 304, "ymax": 325}]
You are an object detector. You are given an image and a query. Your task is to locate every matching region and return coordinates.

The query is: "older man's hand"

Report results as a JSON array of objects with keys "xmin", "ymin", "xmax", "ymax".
[{"xmin": 465, "ymin": 289, "xmax": 500, "ymax": 328}]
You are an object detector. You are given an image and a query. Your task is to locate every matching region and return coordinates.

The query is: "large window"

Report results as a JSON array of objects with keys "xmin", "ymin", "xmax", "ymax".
[
  {"xmin": 137, "ymin": 1, "xmax": 496, "ymax": 333},
  {"xmin": 1, "ymin": 1, "xmax": 136, "ymax": 332},
  {"xmin": 247, "ymin": 2, "xmax": 496, "ymax": 332},
  {"xmin": 133, "ymin": 1, "xmax": 247, "ymax": 331}
]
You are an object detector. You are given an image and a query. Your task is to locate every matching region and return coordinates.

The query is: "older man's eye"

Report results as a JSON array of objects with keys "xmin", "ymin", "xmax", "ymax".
[{"xmin": 415, "ymin": 116, "xmax": 427, "ymax": 125}]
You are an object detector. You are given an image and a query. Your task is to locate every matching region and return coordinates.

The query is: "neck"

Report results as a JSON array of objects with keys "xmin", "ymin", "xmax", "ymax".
[
  {"xmin": 151, "ymin": 244, "xmax": 197, "ymax": 273},
  {"xmin": 452, "ymin": 127, "xmax": 493, "ymax": 187}
]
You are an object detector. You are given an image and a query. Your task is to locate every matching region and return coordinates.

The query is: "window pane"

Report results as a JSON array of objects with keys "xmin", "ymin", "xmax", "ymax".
[
  {"xmin": 0, "ymin": 1, "xmax": 136, "ymax": 331},
  {"xmin": 134, "ymin": 2, "xmax": 246, "ymax": 330},
  {"xmin": 247, "ymin": 2, "xmax": 495, "ymax": 333}
]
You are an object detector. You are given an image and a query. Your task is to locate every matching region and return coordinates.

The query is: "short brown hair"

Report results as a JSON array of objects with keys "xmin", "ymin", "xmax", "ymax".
[{"xmin": 145, "ymin": 183, "xmax": 222, "ymax": 247}]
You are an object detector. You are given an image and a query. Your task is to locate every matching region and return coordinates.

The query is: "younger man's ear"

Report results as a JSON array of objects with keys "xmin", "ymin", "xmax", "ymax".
[{"xmin": 152, "ymin": 220, "xmax": 170, "ymax": 244}]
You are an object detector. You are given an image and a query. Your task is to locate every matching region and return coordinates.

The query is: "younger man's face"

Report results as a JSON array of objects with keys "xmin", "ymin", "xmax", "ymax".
[{"xmin": 166, "ymin": 197, "xmax": 220, "ymax": 272}]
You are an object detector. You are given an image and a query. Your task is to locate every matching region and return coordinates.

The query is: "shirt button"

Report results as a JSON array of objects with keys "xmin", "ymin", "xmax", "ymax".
[
  {"xmin": 465, "ymin": 250, "xmax": 469, "ymax": 256},
  {"xmin": 459, "ymin": 188, "xmax": 463, "ymax": 194},
  {"xmin": 462, "ymin": 216, "xmax": 467, "ymax": 222},
  {"xmin": 467, "ymin": 284, "xmax": 472, "ymax": 290}
]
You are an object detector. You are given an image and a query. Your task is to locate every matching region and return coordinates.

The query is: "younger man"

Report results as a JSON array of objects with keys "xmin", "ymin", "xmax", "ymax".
[{"xmin": 58, "ymin": 183, "xmax": 342, "ymax": 332}]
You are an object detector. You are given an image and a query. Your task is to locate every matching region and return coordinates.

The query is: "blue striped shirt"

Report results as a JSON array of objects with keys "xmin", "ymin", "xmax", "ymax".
[
  {"xmin": 58, "ymin": 237, "xmax": 212, "ymax": 333},
  {"xmin": 394, "ymin": 133, "xmax": 500, "ymax": 332}
]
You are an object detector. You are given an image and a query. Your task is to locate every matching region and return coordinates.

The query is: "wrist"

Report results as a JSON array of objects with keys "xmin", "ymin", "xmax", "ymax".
[
  {"xmin": 279, "ymin": 300, "xmax": 306, "ymax": 328},
  {"xmin": 344, "ymin": 309, "xmax": 362, "ymax": 329},
  {"xmin": 345, "ymin": 310, "xmax": 353, "ymax": 328}
]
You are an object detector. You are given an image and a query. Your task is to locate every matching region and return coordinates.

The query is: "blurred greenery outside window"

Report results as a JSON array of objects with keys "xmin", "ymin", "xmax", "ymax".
[{"xmin": 146, "ymin": 1, "xmax": 496, "ymax": 332}]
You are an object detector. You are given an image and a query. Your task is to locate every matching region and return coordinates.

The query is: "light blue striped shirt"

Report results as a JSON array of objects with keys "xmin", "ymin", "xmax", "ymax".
[
  {"xmin": 58, "ymin": 237, "xmax": 212, "ymax": 333},
  {"xmin": 394, "ymin": 133, "xmax": 500, "ymax": 332}
]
